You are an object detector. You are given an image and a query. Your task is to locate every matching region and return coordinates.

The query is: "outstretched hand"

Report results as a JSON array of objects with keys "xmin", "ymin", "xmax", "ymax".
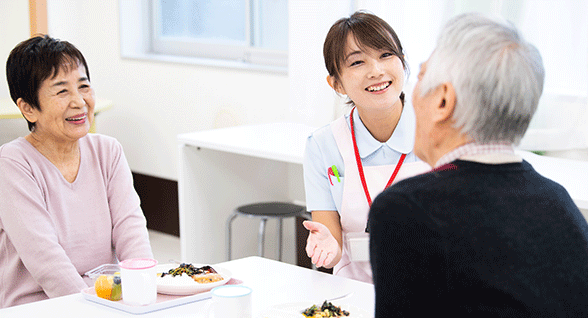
[{"xmin": 303, "ymin": 220, "xmax": 341, "ymax": 268}]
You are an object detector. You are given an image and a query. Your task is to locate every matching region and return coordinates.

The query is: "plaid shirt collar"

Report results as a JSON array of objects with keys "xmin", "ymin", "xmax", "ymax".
[{"xmin": 435, "ymin": 142, "xmax": 516, "ymax": 168}]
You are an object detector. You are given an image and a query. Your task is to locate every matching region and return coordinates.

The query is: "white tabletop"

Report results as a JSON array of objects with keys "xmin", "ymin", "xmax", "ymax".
[
  {"xmin": 516, "ymin": 150, "xmax": 588, "ymax": 210},
  {"xmin": 0, "ymin": 257, "xmax": 374, "ymax": 318},
  {"xmin": 177, "ymin": 123, "xmax": 587, "ymax": 211},
  {"xmin": 178, "ymin": 122, "xmax": 316, "ymax": 164}
]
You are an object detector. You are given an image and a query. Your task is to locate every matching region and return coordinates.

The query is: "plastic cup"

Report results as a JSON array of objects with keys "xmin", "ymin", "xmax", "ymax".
[
  {"xmin": 211, "ymin": 285, "xmax": 252, "ymax": 318},
  {"xmin": 119, "ymin": 258, "xmax": 158, "ymax": 306}
]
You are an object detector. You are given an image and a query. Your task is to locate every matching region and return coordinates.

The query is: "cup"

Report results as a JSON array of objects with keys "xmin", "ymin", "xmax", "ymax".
[
  {"xmin": 210, "ymin": 285, "xmax": 252, "ymax": 318},
  {"xmin": 119, "ymin": 258, "xmax": 158, "ymax": 306}
]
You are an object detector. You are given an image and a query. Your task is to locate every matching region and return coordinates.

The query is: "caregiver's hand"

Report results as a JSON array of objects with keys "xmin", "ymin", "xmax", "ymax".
[{"xmin": 303, "ymin": 221, "xmax": 341, "ymax": 268}]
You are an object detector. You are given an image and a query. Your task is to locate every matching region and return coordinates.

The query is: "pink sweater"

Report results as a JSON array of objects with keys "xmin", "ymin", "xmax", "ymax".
[{"xmin": 0, "ymin": 134, "xmax": 153, "ymax": 308}]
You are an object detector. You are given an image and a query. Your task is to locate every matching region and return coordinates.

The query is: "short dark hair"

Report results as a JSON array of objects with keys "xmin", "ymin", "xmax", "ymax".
[{"xmin": 6, "ymin": 35, "xmax": 90, "ymax": 131}]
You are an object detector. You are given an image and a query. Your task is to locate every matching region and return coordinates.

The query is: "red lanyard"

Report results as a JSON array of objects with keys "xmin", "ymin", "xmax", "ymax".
[{"xmin": 349, "ymin": 107, "xmax": 406, "ymax": 206}]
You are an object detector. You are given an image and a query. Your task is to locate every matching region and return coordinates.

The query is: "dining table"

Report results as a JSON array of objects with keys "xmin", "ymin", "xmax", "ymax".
[{"xmin": 0, "ymin": 256, "xmax": 375, "ymax": 317}]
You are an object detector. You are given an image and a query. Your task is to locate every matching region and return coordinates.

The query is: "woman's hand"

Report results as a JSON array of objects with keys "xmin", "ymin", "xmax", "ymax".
[{"xmin": 303, "ymin": 220, "xmax": 342, "ymax": 268}]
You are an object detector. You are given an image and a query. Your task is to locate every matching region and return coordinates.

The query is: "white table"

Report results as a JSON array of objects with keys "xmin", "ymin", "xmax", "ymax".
[
  {"xmin": 177, "ymin": 123, "xmax": 316, "ymax": 265},
  {"xmin": 0, "ymin": 256, "xmax": 374, "ymax": 317},
  {"xmin": 178, "ymin": 123, "xmax": 588, "ymax": 265}
]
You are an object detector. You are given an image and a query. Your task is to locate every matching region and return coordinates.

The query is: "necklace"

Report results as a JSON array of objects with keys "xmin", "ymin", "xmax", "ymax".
[{"xmin": 349, "ymin": 107, "xmax": 406, "ymax": 206}]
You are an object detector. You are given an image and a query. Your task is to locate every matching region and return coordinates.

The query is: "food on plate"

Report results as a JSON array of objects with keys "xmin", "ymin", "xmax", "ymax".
[
  {"xmin": 94, "ymin": 272, "xmax": 122, "ymax": 301},
  {"xmin": 302, "ymin": 301, "xmax": 350, "ymax": 317},
  {"xmin": 158, "ymin": 263, "xmax": 222, "ymax": 284},
  {"xmin": 193, "ymin": 273, "xmax": 224, "ymax": 283}
]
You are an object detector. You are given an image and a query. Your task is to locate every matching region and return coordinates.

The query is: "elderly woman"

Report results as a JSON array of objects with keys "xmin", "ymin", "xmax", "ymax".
[
  {"xmin": 0, "ymin": 35, "xmax": 153, "ymax": 308},
  {"xmin": 369, "ymin": 13, "xmax": 588, "ymax": 317}
]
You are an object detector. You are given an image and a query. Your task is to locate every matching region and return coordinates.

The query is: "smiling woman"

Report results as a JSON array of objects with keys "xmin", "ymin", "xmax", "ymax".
[
  {"xmin": 7, "ymin": 36, "xmax": 96, "ymax": 182},
  {"xmin": 0, "ymin": 35, "xmax": 153, "ymax": 308},
  {"xmin": 20, "ymin": 65, "xmax": 95, "ymax": 176},
  {"xmin": 302, "ymin": 11, "xmax": 431, "ymax": 284}
]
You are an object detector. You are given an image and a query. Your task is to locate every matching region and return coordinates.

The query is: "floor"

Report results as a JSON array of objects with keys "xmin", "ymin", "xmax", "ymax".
[{"xmin": 148, "ymin": 230, "xmax": 181, "ymax": 264}]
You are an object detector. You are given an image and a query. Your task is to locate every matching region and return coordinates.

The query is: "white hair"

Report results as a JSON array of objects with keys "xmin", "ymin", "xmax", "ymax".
[{"xmin": 418, "ymin": 13, "xmax": 545, "ymax": 144}]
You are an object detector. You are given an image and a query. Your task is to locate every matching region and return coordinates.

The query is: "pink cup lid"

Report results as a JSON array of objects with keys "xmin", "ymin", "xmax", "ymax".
[{"xmin": 119, "ymin": 258, "xmax": 158, "ymax": 270}]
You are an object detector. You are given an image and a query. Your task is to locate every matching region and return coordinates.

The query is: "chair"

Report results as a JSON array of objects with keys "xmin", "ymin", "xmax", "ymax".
[{"xmin": 226, "ymin": 202, "xmax": 309, "ymax": 261}]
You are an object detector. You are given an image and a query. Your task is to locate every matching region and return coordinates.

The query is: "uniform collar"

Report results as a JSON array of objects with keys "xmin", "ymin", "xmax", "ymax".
[{"xmin": 348, "ymin": 105, "xmax": 415, "ymax": 159}]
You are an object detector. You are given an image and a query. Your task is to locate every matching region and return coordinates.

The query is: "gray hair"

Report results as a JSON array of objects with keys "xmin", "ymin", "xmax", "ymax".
[{"xmin": 418, "ymin": 13, "xmax": 545, "ymax": 144}]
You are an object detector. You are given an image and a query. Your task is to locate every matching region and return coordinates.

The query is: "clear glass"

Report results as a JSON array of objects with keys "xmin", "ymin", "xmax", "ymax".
[{"xmin": 159, "ymin": 0, "xmax": 247, "ymax": 42}]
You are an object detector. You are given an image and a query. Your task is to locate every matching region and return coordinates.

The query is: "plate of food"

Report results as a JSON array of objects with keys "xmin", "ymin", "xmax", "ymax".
[
  {"xmin": 155, "ymin": 263, "xmax": 232, "ymax": 295},
  {"xmin": 258, "ymin": 300, "xmax": 370, "ymax": 318}
]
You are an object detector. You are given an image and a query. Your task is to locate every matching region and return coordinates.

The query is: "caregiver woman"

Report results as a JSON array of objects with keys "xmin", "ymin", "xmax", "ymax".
[
  {"xmin": 302, "ymin": 11, "xmax": 430, "ymax": 283},
  {"xmin": 0, "ymin": 35, "xmax": 153, "ymax": 308}
]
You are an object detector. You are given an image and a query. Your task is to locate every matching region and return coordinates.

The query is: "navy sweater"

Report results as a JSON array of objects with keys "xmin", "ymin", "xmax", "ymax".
[{"xmin": 369, "ymin": 160, "xmax": 588, "ymax": 317}]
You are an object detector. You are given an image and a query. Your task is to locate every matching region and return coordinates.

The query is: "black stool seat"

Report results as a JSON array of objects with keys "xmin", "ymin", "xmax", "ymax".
[
  {"xmin": 227, "ymin": 202, "xmax": 308, "ymax": 261},
  {"xmin": 237, "ymin": 202, "xmax": 306, "ymax": 217}
]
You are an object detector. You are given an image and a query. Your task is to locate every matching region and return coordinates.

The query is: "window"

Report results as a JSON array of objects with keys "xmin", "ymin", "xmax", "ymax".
[{"xmin": 150, "ymin": 0, "xmax": 288, "ymax": 69}]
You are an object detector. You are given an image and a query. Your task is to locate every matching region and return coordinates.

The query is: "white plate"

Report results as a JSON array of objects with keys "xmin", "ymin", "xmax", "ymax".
[
  {"xmin": 258, "ymin": 301, "xmax": 371, "ymax": 318},
  {"xmin": 156, "ymin": 263, "xmax": 232, "ymax": 295}
]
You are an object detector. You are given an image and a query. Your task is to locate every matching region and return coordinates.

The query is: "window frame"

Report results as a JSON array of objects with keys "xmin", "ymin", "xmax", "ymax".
[{"xmin": 148, "ymin": 0, "xmax": 288, "ymax": 69}]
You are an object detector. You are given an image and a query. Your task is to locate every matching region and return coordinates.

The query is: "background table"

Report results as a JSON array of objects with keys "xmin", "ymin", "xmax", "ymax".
[
  {"xmin": 0, "ymin": 256, "xmax": 374, "ymax": 317},
  {"xmin": 0, "ymin": 98, "xmax": 112, "ymax": 133},
  {"xmin": 177, "ymin": 123, "xmax": 316, "ymax": 265},
  {"xmin": 178, "ymin": 123, "xmax": 588, "ymax": 266},
  {"xmin": 516, "ymin": 150, "xmax": 588, "ymax": 211}
]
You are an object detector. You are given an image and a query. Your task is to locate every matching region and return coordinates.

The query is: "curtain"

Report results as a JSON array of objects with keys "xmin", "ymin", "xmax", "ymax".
[{"xmin": 289, "ymin": 0, "xmax": 588, "ymax": 157}]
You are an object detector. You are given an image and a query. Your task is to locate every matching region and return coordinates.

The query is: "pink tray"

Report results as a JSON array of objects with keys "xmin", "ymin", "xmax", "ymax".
[{"xmin": 81, "ymin": 278, "xmax": 242, "ymax": 314}]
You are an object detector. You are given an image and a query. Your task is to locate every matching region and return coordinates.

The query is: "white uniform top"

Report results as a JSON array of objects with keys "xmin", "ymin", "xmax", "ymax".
[
  {"xmin": 304, "ymin": 104, "xmax": 422, "ymax": 212},
  {"xmin": 303, "ymin": 105, "xmax": 431, "ymax": 283}
]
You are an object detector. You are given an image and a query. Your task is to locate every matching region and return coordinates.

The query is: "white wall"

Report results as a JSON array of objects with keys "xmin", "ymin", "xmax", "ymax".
[
  {"xmin": 0, "ymin": 1, "xmax": 33, "ymax": 145},
  {"xmin": 288, "ymin": 0, "xmax": 350, "ymax": 127},
  {"xmin": 0, "ymin": 0, "xmax": 291, "ymax": 181},
  {"xmin": 0, "ymin": 2, "xmax": 29, "ymax": 99},
  {"xmin": 6, "ymin": 0, "xmax": 584, "ymax": 180}
]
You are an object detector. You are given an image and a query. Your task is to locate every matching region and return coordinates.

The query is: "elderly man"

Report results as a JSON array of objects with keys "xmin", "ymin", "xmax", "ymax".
[{"xmin": 369, "ymin": 13, "xmax": 588, "ymax": 317}]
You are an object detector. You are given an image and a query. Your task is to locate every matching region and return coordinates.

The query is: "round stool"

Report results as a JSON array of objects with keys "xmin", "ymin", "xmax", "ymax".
[{"xmin": 226, "ymin": 202, "xmax": 308, "ymax": 261}]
